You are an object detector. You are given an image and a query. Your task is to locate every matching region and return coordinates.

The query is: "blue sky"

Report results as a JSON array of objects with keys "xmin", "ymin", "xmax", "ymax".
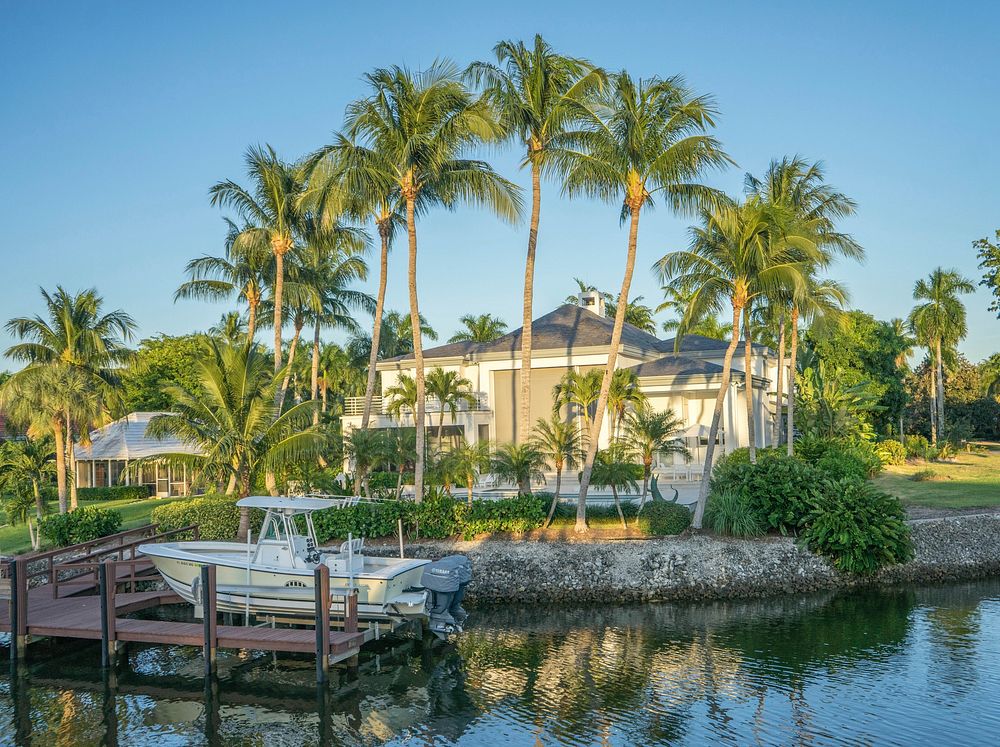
[{"xmin": 2, "ymin": 1, "xmax": 998, "ymax": 365}]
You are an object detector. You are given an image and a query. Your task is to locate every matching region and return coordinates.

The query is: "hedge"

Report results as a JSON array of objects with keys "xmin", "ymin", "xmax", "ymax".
[
  {"xmin": 152, "ymin": 493, "xmax": 264, "ymax": 540},
  {"xmin": 77, "ymin": 486, "xmax": 152, "ymax": 502},
  {"xmin": 636, "ymin": 501, "xmax": 691, "ymax": 536},
  {"xmin": 40, "ymin": 507, "xmax": 123, "ymax": 547}
]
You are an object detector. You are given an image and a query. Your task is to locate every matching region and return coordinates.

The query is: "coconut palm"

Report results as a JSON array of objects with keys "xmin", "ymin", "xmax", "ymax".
[
  {"xmin": 209, "ymin": 312, "xmax": 248, "ymax": 344},
  {"xmin": 147, "ymin": 340, "xmax": 321, "ymax": 539},
  {"xmin": 342, "ymin": 60, "xmax": 522, "ymax": 502},
  {"xmin": 210, "ymin": 145, "xmax": 306, "ymax": 373},
  {"xmin": 553, "ymin": 71, "xmax": 730, "ymax": 531},
  {"xmin": 588, "ymin": 443, "xmax": 638, "ymax": 529},
  {"xmin": 623, "ymin": 405, "xmax": 688, "ymax": 508},
  {"xmin": 425, "ymin": 367, "xmax": 478, "ymax": 446},
  {"xmin": 908, "ymin": 268, "xmax": 975, "ymax": 443},
  {"xmin": 491, "ymin": 442, "xmax": 546, "ymax": 495},
  {"xmin": 531, "ymin": 416, "xmax": 584, "ymax": 527},
  {"xmin": 656, "ymin": 198, "xmax": 814, "ymax": 527},
  {"xmin": 448, "ymin": 313, "xmax": 508, "ymax": 343},
  {"xmin": 607, "ymin": 368, "xmax": 646, "ymax": 439},
  {"xmin": 469, "ymin": 36, "xmax": 604, "ymax": 445},
  {"xmin": 175, "ymin": 218, "xmax": 271, "ymax": 341},
  {"xmin": 346, "ymin": 310, "xmax": 438, "ymax": 365},
  {"xmin": 447, "ymin": 441, "xmax": 492, "ymax": 505}
]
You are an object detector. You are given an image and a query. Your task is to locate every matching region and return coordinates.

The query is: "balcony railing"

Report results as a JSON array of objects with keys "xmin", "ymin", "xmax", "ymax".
[{"xmin": 344, "ymin": 393, "xmax": 490, "ymax": 417}]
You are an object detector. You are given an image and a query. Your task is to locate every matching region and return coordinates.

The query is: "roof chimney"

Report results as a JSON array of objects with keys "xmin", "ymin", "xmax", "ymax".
[{"xmin": 578, "ymin": 291, "xmax": 606, "ymax": 318}]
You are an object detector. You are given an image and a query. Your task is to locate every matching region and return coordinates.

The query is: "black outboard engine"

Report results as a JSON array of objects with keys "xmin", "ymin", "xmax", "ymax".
[{"xmin": 422, "ymin": 555, "xmax": 472, "ymax": 636}]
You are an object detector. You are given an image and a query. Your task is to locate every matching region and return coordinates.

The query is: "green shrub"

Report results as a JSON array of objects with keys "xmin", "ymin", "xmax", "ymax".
[
  {"xmin": 705, "ymin": 489, "xmax": 765, "ymax": 537},
  {"xmin": 549, "ymin": 498, "xmax": 640, "ymax": 523},
  {"xmin": 151, "ymin": 494, "xmax": 264, "ymax": 541},
  {"xmin": 77, "ymin": 486, "xmax": 151, "ymax": 502},
  {"xmin": 874, "ymin": 439, "xmax": 907, "ymax": 466},
  {"xmin": 797, "ymin": 437, "xmax": 883, "ymax": 479},
  {"xmin": 800, "ymin": 479, "xmax": 912, "ymax": 574},
  {"xmin": 710, "ymin": 451, "xmax": 818, "ymax": 533},
  {"xmin": 903, "ymin": 434, "xmax": 931, "ymax": 459},
  {"xmin": 40, "ymin": 507, "xmax": 123, "ymax": 547},
  {"xmin": 636, "ymin": 501, "xmax": 691, "ymax": 536},
  {"xmin": 456, "ymin": 495, "xmax": 546, "ymax": 539},
  {"xmin": 910, "ymin": 468, "xmax": 938, "ymax": 482}
]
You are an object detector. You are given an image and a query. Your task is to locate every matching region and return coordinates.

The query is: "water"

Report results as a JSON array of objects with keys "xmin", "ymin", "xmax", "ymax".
[{"xmin": 3, "ymin": 580, "xmax": 1000, "ymax": 746}]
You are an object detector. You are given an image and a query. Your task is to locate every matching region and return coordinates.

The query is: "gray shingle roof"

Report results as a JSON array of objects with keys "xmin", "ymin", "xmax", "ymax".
[
  {"xmin": 661, "ymin": 333, "xmax": 768, "ymax": 353},
  {"xmin": 73, "ymin": 412, "xmax": 203, "ymax": 460},
  {"xmin": 626, "ymin": 355, "xmax": 740, "ymax": 379}
]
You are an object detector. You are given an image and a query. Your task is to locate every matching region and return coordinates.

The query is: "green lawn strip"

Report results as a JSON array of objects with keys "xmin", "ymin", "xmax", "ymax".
[{"xmin": 874, "ymin": 442, "xmax": 1000, "ymax": 509}]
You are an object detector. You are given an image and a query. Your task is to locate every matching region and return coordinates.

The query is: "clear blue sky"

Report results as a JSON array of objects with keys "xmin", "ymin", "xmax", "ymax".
[{"xmin": 2, "ymin": 1, "xmax": 998, "ymax": 365}]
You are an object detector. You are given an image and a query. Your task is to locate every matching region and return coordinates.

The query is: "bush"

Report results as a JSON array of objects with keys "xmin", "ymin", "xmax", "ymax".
[
  {"xmin": 875, "ymin": 439, "xmax": 907, "ymax": 466},
  {"xmin": 903, "ymin": 434, "xmax": 931, "ymax": 459},
  {"xmin": 636, "ymin": 501, "xmax": 691, "ymax": 536},
  {"xmin": 40, "ymin": 507, "xmax": 123, "ymax": 547},
  {"xmin": 800, "ymin": 479, "xmax": 912, "ymax": 574},
  {"xmin": 77, "ymin": 485, "xmax": 152, "ymax": 502},
  {"xmin": 457, "ymin": 495, "xmax": 546, "ymax": 539},
  {"xmin": 796, "ymin": 436, "xmax": 883, "ymax": 479},
  {"xmin": 710, "ymin": 451, "xmax": 818, "ymax": 533},
  {"xmin": 910, "ymin": 468, "xmax": 939, "ymax": 482},
  {"xmin": 705, "ymin": 489, "xmax": 765, "ymax": 537},
  {"xmin": 151, "ymin": 494, "xmax": 264, "ymax": 541}
]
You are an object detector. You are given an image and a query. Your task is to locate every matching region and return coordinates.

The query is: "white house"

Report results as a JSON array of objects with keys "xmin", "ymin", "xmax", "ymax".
[
  {"xmin": 73, "ymin": 412, "xmax": 203, "ymax": 497},
  {"xmin": 342, "ymin": 293, "xmax": 778, "ymax": 480}
]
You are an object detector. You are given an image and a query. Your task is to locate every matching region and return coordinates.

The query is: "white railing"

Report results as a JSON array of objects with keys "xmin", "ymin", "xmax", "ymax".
[{"xmin": 344, "ymin": 393, "xmax": 490, "ymax": 417}]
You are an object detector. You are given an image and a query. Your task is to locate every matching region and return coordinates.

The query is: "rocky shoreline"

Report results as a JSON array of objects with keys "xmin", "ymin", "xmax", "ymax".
[{"xmin": 369, "ymin": 513, "xmax": 1000, "ymax": 604}]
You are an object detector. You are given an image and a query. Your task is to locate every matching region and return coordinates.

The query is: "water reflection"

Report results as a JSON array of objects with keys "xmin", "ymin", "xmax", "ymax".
[{"xmin": 2, "ymin": 579, "xmax": 1000, "ymax": 745}]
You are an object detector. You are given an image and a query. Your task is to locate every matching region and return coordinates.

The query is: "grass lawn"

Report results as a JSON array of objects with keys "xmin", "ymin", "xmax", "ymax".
[
  {"xmin": 874, "ymin": 441, "xmax": 1000, "ymax": 509},
  {"xmin": 0, "ymin": 495, "xmax": 190, "ymax": 556}
]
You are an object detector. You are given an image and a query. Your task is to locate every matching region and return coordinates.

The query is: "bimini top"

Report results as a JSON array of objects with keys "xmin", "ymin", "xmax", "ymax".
[{"xmin": 236, "ymin": 496, "xmax": 341, "ymax": 513}]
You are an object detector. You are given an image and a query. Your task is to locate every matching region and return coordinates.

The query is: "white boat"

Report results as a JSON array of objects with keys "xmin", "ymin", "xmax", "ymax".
[{"xmin": 138, "ymin": 496, "xmax": 467, "ymax": 630}]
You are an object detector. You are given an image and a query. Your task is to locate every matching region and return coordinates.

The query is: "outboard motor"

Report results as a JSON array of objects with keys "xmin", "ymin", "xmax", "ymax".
[{"xmin": 422, "ymin": 555, "xmax": 472, "ymax": 636}]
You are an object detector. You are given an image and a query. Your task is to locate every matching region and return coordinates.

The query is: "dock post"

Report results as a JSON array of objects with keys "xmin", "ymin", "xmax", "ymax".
[
  {"xmin": 202, "ymin": 564, "xmax": 217, "ymax": 677},
  {"xmin": 99, "ymin": 560, "xmax": 118, "ymax": 667},
  {"xmin": 12, "ymin": 557, "xmax": 28, "ymax": 659},
  {"xmin": 314, "ymin": 564, "xmax": 331, "ymax": 684}
]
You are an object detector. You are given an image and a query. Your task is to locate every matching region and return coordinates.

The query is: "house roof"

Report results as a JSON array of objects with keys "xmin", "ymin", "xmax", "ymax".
[
  {"xmin": 626, "ymin": 355, "xmax": 738, "ymax": 379},
  {"xmin": 661, "ymin": 333, "xmax": 769, "ymax": 353},
  {"xmin": 73, "ymin": 412, "xmax": 203, "ymax": 461}
]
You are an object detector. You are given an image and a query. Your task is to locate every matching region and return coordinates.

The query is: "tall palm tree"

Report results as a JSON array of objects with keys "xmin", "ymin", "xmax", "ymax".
[
  {"xmin": 908, "ymin": 268, "xmax": 975, "ymax": 443},
  {"xmin": 606, "ymin": 368, "xmax": 646, "ymax": 440},
  {"xmin": 346, "ymin": 310, "xmax": 437, "ymax": 365},
  {"xmin": 384, "ymin": 374, "xmax": 419, "ymax": 421},
  {"xmin": 531, "ymin": 416, "xmax": 584, "ymax": 527},
  {"xmin": 209, "ymin": 312, "xmax": 248, "ymax": 344},
  {"xmin": 5, "ymin": 286, "xmax": 135, "ymax": 511},
  {"xmin": 556, "ymin": 71, "xmax": 730, "ymax": 531},
  {"xmin": 552, "ymin": 369, "xmax": 604, "ymax": 426},
  {"xmin": 623, "ymin": 405, "xmax": 687, "ymax": 508},
  {"xmin": 210, "ymin": 145, "xmax": 305, "ymax": 374},
  {"xmin": 344, "ymin": 428, "xmax": 389, "ymax": 499},
  {"xmin": 889, "ymin": 317, "xmax": 916, "ymax": 437},
  {"xmin": 656, "ymin": 198, "xmax": 813, "ymax": 527},
  {"xmin": 147, "ymin": 340, "xmax": 322, "ymax": 539},
  {"xmin": 469, "ymin": 36, "xmax": 604, "ymax": 445},
  {"xmin": 175, "ymin": 218, "xmax": 271, "ymax": 341},
  {"xmin": 343, "ymin": 61, "xmax": 522, "ymax": 501},
  {"xmin": 588, "ymin": 443, "xmax": 638, "ymax": 529},
  {"xmin": 425, "ymin": 367, "xmax": 477, "ymax": 446},
  {"xmin": 448, "ymin": 313, "xmax": 508, "ymax": 343}
]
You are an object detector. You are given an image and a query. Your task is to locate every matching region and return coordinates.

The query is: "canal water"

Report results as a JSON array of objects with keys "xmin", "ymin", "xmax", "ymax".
[{"xmin": 2, "ymin": 579, "xmax": 1000, "ymax": 745}]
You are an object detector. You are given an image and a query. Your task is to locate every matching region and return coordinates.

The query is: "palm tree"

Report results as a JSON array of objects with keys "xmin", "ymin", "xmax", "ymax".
[
  {"xmin": 469, "ymin": 36, "xmax": 604, "ymax": 445},
  {"xmin": 491, "ymin": 442, "xmax": 546, "ymax": 495},
  {"xmin": 448, "ymin": 313, "xmax": 508, "ymax": 343},
  {"xmin": 425, "ymin": 367, "xmax": 477, "ymax": 446},
  {"xmin": 623, "ymin": 405, "xmax": 688, "ymax": 508},
  {"xmin": 384, "ymin": 374, "xmax": 419, "ymax": 421},
  {"xmin": 385, "ymin": 428, "xmax": 417, "ymax": 497},
  {"xmin": 588, "ymin": 443, "xmax": 638, "ymax": 529},
  {"xmin": 5, "ymin": 286, "xmax": 136, "ymax": 511},
  {"xmin": 908, "ymin": 268, "xmax": 975, "ymax": 443},
  {"xmin": 606, "ymin": 368, "xmax": 646, "ymax": 439},
  {"xmin": 554, "ymin": 71, "xmax": 730, "ymax": 531},
  {"xmin": 346, "ymin": 310, "xmax": 438, "ymax": 365},
  {"xmin": 344, "ymin": 428, "xmax": 389, "ymax": 499},
  {"xmin": 209, "ymin": 312, "xmax": 248, "ymax": 344},
  {"xmin": 656, "ymin": 198, "xmax": 813, "ymax": 527},
  {"xmin": 531, "ymin": 416, "xmax": 584, "ymax": 527},
  {"xmin": 0, "ymin": 436, "xmax": 55, "ymax": 548},
  {"xmin": 210, "ymin": 145, "xmax": 305, "ymax": 374},
  {"xmin": 889, "ymin": 318, "xmax": 916, "ymax": 437},
  {"xmin": 552, "ymin": 369, "xmax": 604, "ymax": 426},
  {"xmin": 175, "ymin": 217, "xmax": 271, "ymax": 341},
  {"xmin": 147, "ymin": 340, "xmax": 322, "ymax": 539},
  {"xmin": 343, "ymin": 61, "xmax": 522, "ymax": 501},
  {"xmin": 448, "ymin": 441, "xmax": 492, "ymax": 505}
]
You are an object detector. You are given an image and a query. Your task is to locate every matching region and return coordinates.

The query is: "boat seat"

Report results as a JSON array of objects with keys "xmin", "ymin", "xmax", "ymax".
[{"xmin": 340, "ymin": 537, "xmax": 365, "ymax": 556}]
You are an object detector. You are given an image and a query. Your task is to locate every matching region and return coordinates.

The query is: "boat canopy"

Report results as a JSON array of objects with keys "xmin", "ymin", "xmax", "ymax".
[{"xmin": 236, "ymin": 496, "xmax": 341, "ymax": 513}]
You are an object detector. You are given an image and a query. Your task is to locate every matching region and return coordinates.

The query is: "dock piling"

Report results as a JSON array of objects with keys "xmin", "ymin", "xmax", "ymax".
[
  {"xmin": 314, "ymin": 564, "xmax": 331, "ymax": 684},
  {"xmin": 99, "ymin": 560, "xmax": 119, "ymax": 667},
  {"xmin": 201, "ymin": 564, "xmax": 218, "ymax": 676},
  {"xmin": 12, "ymin": 557, "xmax": 28, "ymax": 659}
]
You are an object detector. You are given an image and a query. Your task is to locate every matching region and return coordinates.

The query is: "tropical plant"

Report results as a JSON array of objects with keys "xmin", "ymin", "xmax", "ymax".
[
  {"xmin": 384, "ymin": 374, "xmax": 419, "ymax": 420},
  {"xmin": 342, "ymin": 60, "xmax": 522, "ymax": 501},
  {"xmin": 344, "ymin": 428, "xmax": 389, "ymax": 499},
  {"xmin": 0, "ymin": 436, "xmax": 55, "ymax": 522},
  {"xmin": 704, "ymin": 488, "xmax": 764, "ymax": 537},
  {"xmin": 555, "ymin": 71, "xmax": 730, "ymax": 531},
  {"xmin": 907, "ymin": 267, "xmax": 975, "ymax": 443},
  {"xmin": 635, "ymin": 500, "xmax": 691, "ymax": 536},
  {"xmin": 146, "ymin": 340, "xmax": 323, "ymax": 539},
  {"xmin": 565, "ymin": 279, "xmax": 659, "ymax": 332},
  {"xmin": 531, "ymin": 416, "xmax": 584, "ymax": 527},
  {"xmin": 795, "ymin": 361, "xmax": 882, "ymax": 440},
  {"xmin": 346, "ymin": 310, "xmax": 437, "ymax": 365},
  {"xmin": 447, "ymin": 441, "xmax": 492, "ymax": 505},
  {"xmin": 622, "ymin": 405, "xmax": 688, "ymax": 508},
  {"xmin": 491, "ymin": 441, "xmax": 546, "ymax": 495},
  {"xmin": 974, "ymin": 229, "xmax": 1000, "ymax": 318},
  {"xmin": 209, "ymin": 312, "xmax": 248, "ymax": 344},
  {"xmin": 425, "ymin": 367, "xmax": 478, "ymax": 445},
  {"xmin": 606, "ymin": 368, "xmax": 646, "ymax": 439},
  {"xmin": 875, "ymin": 439, "xmax": 907, "ymax": 466},
  {"xmin": 552, "ymin": 368, "xmax": 603, "ymax": 424},
  {"xmin": 470, "ymin": 36, "xmax": 603, "ymax": 445},
  {"xmin": 448, "ymin": 313, "xmax": 509, "ymax": 343},
  {"xmin": 588, "ymin": 443, "xmax": 639, "ymax": 529}
]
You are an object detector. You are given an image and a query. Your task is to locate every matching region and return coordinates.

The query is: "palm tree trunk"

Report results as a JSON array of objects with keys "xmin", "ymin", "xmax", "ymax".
[
  {"xmin": 544, "ymin": 467, "xmax": 562, "ymax": 529},
  {"xmin": 272, "ymin": 242, "xmax": 287, "ymax": 373},
  {"xmin": 278, "ymin": 319, "xmax": 303, "ymax": 409},
  {"xmin": 773, "ymin": 313, "xmax": 786, "ymax": 446},
  {"xmin": 928, "ymin": 363, "xmax": 937, "ymax": 445},
  {"xmin": 32, "ymin": 479, "xmax": 43, "ymax": 521},
  {"xmin": 576, "ymin": 205, "xmax": 641, "ymax": 533},
  {"xmin": 438, "ymin": 410, "xmax": 445, "ymax": 448},
  {"xmin": 786, "ymin": 306, "xmax": 799, "ymax": 457},
  {"xmin": 65, "ymin": 411, "xmax": 78, "ymax": 510},
  {"xmin": 744, "ymin": 313, "xmax": 757, "ymax": 464},
  {"xmin": 518, "ymin": 157, "xmax": 542, "ymax": 444},
  {"xmin": 612, "ymin": 485, "xmax": 626, "ymax": 529},
  {"xmin": 935, "ymin": 336, "xmax": 945, "ymax": 443},
  {"xmin": 247, "ymin": 297, "xmax": 258, "ymax": 343},
  {"xmin": 362, "ymin": 226, "xmax": 390, "ymax": 430},
  {"xmin": 311, "ymin": 318, "xmax": 321, "ymax": 427},
  {"xmin": 693, "ymin": 303, "xmax": 743, "ymax": 529},
  {"xmin": 405, "ymin": 194, "xmax": 426, "ymax": 503},
  {"xmin": 639, "ymin": 464, "xmax": 650, "ymax": 510},
  {"xmin": 467, "ymin": 476, "xmax": 474, "ymax": 507},
  {"xmin": 52, "ymin": 414, "xmax": 67, "ymax": 514}
]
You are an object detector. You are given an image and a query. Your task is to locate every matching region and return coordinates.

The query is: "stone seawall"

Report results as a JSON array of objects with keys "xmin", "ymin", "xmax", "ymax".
[{"xmin": 369, "ymin": 514, "xmax": 1000, "ymax": 604}]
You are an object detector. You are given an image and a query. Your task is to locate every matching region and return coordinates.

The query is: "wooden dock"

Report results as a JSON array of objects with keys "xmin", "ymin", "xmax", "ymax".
[{"xmin": 2, "ymin": 524, "xmax": 370, "ymax": 683}]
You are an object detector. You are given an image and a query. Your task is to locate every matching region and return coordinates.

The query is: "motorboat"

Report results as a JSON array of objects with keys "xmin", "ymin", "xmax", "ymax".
[{"xmin": 139, "ymin": 496, "xmax": 470, "ymax": 633}]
